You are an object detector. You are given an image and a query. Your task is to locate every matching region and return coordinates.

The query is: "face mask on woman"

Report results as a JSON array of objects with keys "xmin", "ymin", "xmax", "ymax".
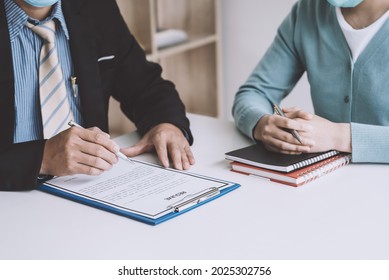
[
  {"xmin": 24, "ymin": 0, "xmax": 59, "ymax": 8},
  {"xmin": 327, "ymin": 0, "xmax": 364, "ymax": 8}
]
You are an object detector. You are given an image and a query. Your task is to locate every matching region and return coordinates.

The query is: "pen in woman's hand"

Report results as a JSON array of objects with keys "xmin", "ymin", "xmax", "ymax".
[
  {"xmin": 272, "ymin": 103, "xmax": 303, "ymax": 144},
  {"xmin": 68, "ymin": 120, "xmax": 134, "ymax": 164}
]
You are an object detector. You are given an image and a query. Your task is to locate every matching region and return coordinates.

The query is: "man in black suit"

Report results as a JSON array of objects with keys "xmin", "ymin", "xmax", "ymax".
[{"xmin": 0, "ymin": 0, "xmax": 195, "ymax": 191}]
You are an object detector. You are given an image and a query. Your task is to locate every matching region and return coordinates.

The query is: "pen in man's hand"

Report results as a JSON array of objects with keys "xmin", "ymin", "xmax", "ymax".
[
  {"xmin": 68, "ymin": 120, "xmax": 134, "ymax": 164},
  {"xmin": 272, "ymin": 103, "xmax": 303, "ymax": 144}
]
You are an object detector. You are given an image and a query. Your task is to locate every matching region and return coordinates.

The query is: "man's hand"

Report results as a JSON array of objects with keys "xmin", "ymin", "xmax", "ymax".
[
  {"xmin": 40, "ymin": 127, "xmax": 119, "ymax": 176},
  {"xmin": 253, "ymin": 107, "xmax": 314, "ymax": 154},
  {"xmin": 121, "ymin": 123, "xmax": 195, "ymax": 170}
]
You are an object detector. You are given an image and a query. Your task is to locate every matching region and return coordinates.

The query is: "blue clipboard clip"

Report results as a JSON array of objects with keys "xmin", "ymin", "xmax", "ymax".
[{"xmin": 167, "ymin": 187, "xmax": 220, "ymax": 213}]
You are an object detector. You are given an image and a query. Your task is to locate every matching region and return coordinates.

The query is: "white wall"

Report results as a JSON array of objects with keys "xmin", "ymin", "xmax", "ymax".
[{"xmin": 221, "ymin": 0, "xmax": 313, "ymax": 120}]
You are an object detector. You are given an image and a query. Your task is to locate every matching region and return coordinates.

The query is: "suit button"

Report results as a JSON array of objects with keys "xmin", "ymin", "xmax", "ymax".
[{"xmin": 344, "ymin": 96, "xmax": 350, "ymax": 103}]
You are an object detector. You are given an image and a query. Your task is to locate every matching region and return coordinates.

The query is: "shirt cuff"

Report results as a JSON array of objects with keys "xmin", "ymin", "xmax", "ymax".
[{"xmin": 37, "ymin": 174, "xmax": 53, "ymax": 184}]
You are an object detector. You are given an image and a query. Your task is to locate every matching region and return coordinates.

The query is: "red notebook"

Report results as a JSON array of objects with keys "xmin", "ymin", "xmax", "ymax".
[{"xmin": 231, "ymin": 154, "xmax": 351, "ymax": 187}]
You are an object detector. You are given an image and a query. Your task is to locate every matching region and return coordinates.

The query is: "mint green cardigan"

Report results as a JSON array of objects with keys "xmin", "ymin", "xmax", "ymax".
[{"xmin": 233, "ymin": 0, "xmax": 389, "ymax": 163}]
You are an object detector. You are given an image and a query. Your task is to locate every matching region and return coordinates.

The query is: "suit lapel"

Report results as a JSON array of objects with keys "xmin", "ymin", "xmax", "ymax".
[
  {"xmin": 0, "ymin": 0, "xmax": 15, "ymax": 146},
  {"xmin": 62, "ymin": 0, "xmax": 108, "ymax": 132}
]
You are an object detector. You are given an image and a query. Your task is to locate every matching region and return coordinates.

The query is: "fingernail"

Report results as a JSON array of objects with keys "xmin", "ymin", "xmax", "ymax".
[
  {"xmin": 304, "ymin": 125, "xmax": 313, "ymax": 131},
  {"xmin": 183, "ymin": 161, "xmax": 190, "ymax": 170},
  {"xmin": 162, "ymin": 160, "xmax": 169, "ymax": 169}
]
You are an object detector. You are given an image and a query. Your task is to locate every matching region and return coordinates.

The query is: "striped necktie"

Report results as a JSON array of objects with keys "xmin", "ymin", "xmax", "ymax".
[{"xmin": 27, "ymin": 20, "xmax": 74, "ymax": 139}]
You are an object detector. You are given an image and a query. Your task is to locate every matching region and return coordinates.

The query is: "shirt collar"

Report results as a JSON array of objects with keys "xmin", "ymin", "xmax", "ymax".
[{"xmin": 5, "ymin": 0, "xmax": 69, "ymax": 42}]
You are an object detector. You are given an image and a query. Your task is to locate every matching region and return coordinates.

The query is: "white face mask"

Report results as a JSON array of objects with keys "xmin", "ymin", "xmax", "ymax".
[
  {"xmin": 24, "ymin": 0, "xmax": 59, "ymax": 8},
  {"xmin": 326, "ymin": 0, "xmax": 364, "ymax": 8}
]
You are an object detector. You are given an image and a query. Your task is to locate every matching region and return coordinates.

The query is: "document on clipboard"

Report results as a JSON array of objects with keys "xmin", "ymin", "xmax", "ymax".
[{"xmin": 39, "ymin": 159, "xmax": 240, "ymax": 225}]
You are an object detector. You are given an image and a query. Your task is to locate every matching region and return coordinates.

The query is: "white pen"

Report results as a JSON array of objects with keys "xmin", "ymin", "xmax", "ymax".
[{"xmin": 68, "ymin": 120, "xmax": 134, "ymax": 164}]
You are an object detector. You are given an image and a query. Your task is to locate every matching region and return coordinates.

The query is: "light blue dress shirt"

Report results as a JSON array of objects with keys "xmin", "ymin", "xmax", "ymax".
[
  {"xmin": 233, "ymin": 0, "xmax": 389, "ymax": 163},
  {"xmin": 5, "ymin": 0, "xmax": 82, "ymax": 143}
]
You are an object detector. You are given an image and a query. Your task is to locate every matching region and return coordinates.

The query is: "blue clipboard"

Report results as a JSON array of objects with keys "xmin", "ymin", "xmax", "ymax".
[{"xmin": 38, "ymin": 164, "xmax": 240, "ymax": 225}]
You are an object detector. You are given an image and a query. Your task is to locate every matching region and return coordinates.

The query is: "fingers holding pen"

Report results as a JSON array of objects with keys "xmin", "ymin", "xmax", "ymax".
[
  {"xmin": 273, "ymin": 114, "xmax": 312, "ymax": 133},
  {"xmin": 276, "ymin": 115, "xmax": 316, "ymax": 147},
  {"xmin": 41, "ymin": 126, "xmax": 120, "ymax": 177},
  {"xmin": 70, "ymin": 126, "xmax": 120, "ymax": 165},
  {"xmin": 282, "ymin": 107, "xmax": 313, "ymax": 120},
  {"xmin": 254, "ymin": 114, "xmax": 315, "ymax": 154},
  {"xmin": 68, "ymin": 121, "xmax": 120, "ymax": 156}
]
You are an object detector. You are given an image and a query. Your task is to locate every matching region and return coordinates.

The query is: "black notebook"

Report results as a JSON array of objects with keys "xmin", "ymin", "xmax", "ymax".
[{"xmin": 225, "ymin": 142, "xmax": 340, "ymax": 172}]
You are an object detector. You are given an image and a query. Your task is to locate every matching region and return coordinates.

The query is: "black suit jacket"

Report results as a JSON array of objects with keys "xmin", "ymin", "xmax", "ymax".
[{"xmin": 0, "ymin": 0, "xmax": 193, "ymax": 191}]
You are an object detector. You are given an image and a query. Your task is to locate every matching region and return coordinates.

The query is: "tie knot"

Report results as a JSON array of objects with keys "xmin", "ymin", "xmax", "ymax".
[{"xmin": 26, "ymin": 20, "xmax": 56, "ymax": 44}]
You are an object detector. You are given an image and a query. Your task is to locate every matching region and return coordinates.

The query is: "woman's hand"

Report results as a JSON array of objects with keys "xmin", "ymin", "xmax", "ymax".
[
  {"xmin": 283, "ymin": 108, "xmax": 352, "ymax": 153},
  {"xmin": 253, "ymin": 107, "xmax": 314, "ymax": 154},
  {"xmin": 254, "ymin": 107, "xmax": 352, "ymax": 154}
]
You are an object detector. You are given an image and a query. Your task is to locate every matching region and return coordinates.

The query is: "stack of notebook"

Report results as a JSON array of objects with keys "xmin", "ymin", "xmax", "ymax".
[{"xmin": 225, "ymin": 143, "xmax": 351, "ymax": 187}]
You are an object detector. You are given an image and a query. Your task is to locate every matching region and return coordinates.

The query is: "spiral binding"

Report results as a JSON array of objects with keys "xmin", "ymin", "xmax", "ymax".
[
  {"xmin": 300, "ymin": 154, "xmax": 351, "ymax": 185},
  {"xmin": 291, "ymin": 150, "xmax": 339, "ymax": 171}
]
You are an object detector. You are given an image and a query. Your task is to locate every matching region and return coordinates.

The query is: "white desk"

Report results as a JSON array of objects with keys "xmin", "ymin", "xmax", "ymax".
[{"xmin": 1, "ymin": 114, "xmax": 389, "ymax": 260}]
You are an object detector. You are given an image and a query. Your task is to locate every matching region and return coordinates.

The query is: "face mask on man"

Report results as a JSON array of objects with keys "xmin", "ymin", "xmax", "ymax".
[
  {"xmin": 327, "ymin": 0, "xmax": 364, "ymax": 8},
  {"xmin": 24, "ymin": 0, "xmax": 59, "ymax": 8}
]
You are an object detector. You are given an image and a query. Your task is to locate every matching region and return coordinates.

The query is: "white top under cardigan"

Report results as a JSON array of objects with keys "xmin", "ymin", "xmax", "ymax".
[{"xmin": 336, "ymin": 7, "xmax": 389, "ymax": 63}]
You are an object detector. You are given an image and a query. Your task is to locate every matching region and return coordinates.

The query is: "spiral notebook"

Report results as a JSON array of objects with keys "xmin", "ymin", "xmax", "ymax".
[
  {"xmin": 231, "ymin": 154, "xmax": 351, "ymax": 187},
  {"xmin": 225, "ymin": 142, "xmax": 340, "ymax": 172}
]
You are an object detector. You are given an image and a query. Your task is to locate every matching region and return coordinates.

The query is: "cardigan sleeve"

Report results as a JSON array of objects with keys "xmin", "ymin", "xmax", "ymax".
[
  {"xmin": 351, "ymin": 123, "xmax": 389, "ymax": 163},
  {"xmin": 232, "ymin": 2, "xmax": 305, "ymax": 140}
]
